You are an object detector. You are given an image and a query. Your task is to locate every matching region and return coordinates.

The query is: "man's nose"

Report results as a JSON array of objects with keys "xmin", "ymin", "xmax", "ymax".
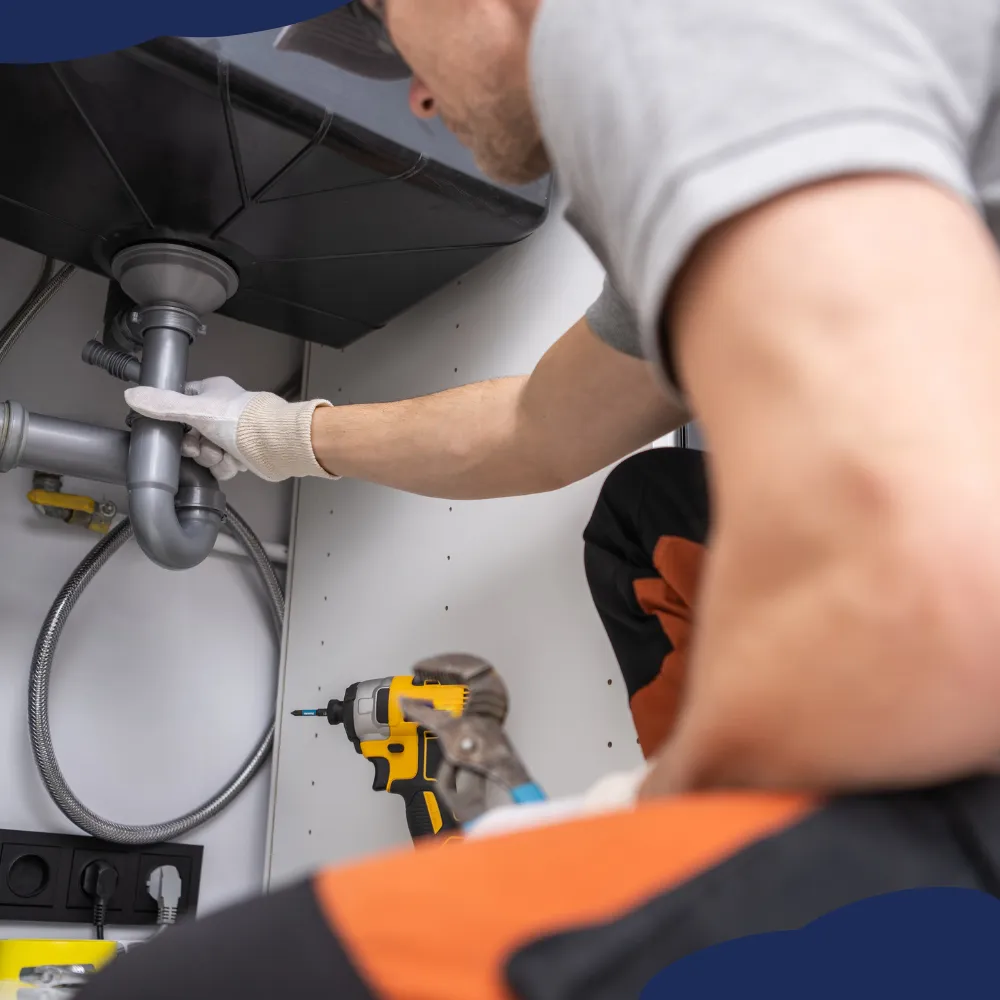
[{"xmin": 409, "ymin": 77, "xmax": 437, "ymax": 119}]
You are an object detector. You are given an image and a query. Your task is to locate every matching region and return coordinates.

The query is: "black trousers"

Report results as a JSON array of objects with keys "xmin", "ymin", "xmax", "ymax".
[{"xmin": 584, "ymin": 447, "xmax": 710, "ymax": 758}]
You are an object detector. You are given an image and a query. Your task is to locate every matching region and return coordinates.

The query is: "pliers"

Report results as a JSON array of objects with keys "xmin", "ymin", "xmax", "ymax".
[{"xmin": 400, "ymin": 654, "xmax": 546, "ymax": 827}]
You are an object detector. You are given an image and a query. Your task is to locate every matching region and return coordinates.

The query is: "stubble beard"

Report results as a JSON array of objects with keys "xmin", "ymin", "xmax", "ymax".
[{"xmin": 440, "ymin": 92, "xmax": 551, "ymax": 186}]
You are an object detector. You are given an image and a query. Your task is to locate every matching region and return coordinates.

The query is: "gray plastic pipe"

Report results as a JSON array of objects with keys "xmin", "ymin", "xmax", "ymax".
[
  {"xmin": 1, "ymin": 399, "xmax": 224, "ymax": 567},
  {"xmin": 126, "ymin": 319, "xmax": 223, "ymax": 570},
  {"xmin": 79, "ymin": 321, "xmax": 223, "ymax": 569},
  {"xmin": 0, "ymin": 325, "xmax": 224, "ymax": 570},
  {"xmin": 0, "ymin": 402, "xmax": 129, "ymax": 484}
]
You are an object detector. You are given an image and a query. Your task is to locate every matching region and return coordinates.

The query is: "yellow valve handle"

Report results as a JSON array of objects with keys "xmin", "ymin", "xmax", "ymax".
[{"xmin": 27, "ymin": 489, "xmax": 96, "ymax": 514}]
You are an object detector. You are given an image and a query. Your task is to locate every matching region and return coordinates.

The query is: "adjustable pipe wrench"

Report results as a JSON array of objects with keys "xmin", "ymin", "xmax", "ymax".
[{"xmin": 400, "ymin": 654, "xmax": 546, "ymax": 829}]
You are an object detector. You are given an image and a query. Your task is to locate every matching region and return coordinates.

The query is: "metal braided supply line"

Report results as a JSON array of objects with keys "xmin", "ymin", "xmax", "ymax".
[
  {"xmin": 28, "ymin": 504, "xmax": 283, "ymax": 845},
  {"xmin": 0, "ymin": 261, "xmax": 76, "ymax": 368}
]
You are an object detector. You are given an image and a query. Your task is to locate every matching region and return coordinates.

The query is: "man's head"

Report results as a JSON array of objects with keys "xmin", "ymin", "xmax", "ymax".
[{"xmin": 367, "ymin": 0, "xmax": 550, "ymax": 185}]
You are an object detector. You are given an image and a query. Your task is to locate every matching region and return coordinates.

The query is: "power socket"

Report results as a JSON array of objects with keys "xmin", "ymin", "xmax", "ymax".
[
  {"xmin": 0, "ymin": 828, "xmax": 203, "ymax": 928},
  {"xmin": 66, "ymin": 849, "xmax": 139, "ymax": 912},
  {"xmin": 0, "ymin": 843, "xmax": 63, "ymax": 908},
  {"xmin": 133, "ymin": 854, "xmax": 194, "ymax": 915}
]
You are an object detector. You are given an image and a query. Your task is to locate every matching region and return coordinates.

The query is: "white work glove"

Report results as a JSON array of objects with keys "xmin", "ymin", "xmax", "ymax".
[
  {"xmin": 463, "ymin": 764, "xmax": 650, "ymax": 842},
  {"xmin": 124, "ymin": 376, "xmax": 336, "ymax": 483}
]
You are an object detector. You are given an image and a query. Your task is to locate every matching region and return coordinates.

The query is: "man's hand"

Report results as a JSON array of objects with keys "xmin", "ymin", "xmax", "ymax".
[
  {"xmin": 126, "ymin": 377, "xmax": 251, "ymax": 481},
  {"xmin": 124, "ymin": 377, "xmax": 334, "ymax": 483},
  {"xmin": 641, "ymin": 175, "xmax": 1000, "ymax": 798}
]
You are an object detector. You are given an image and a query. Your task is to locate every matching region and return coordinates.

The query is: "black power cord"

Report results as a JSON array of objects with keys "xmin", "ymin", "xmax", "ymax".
[{"xmin": 81, "ymin": 860, "xmax": 119, "ymax": 940}]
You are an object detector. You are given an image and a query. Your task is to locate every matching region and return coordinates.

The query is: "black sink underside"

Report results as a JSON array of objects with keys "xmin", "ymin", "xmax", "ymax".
[{"xmin": 0, "ymin": 38, "xmax": 549, "ymax": 346}]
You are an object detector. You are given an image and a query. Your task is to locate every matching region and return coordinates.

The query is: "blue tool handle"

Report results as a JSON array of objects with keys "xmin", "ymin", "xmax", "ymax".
[
  {"xmin": 511, "ymin": 782, "xmax": 546, "ymax": 804},
  {"xmin": 460, "ymin": 782, "xmax": 548, "ymax": 834}
]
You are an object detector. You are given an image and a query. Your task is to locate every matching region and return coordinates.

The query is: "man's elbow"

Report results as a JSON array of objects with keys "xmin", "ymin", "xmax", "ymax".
[
  {"xmin": 685, "ymin": 455, "xmax": 1000, "ymax": 791},
  {"xmin": 824, "ymin": 495, "xmax": 1000, "ymax": 784},
  {"xmin": 903, "ymin": 507, "xmax": 1000, "ymax": 746}
]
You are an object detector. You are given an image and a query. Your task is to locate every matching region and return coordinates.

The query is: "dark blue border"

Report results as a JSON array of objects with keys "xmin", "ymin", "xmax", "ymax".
[
  {"xmin": 642, "ymin": 888, "xmax": 1000, "ymax": 1000},
  {"xmin": 0, "ymin": 0, "xmax": 352, "ymax": 64}
]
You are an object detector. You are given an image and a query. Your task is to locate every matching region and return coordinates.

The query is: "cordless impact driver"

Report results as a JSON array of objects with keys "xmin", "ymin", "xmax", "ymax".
[{"xmin": 293, "ymin": 675, "xmax": 467, "ymax": 842}]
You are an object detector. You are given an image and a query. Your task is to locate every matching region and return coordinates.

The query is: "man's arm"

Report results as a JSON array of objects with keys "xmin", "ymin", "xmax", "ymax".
[
  {"xmin": 643, "ymin": 175, "xmax": 1000, "ymax": 797},
  {"xmin": 310, "ymin": 317, "xmax": 685, "ymax": 498},
  {"xmin": 124, "ymin": 317, "xmax": 686, "ymax": 495}
]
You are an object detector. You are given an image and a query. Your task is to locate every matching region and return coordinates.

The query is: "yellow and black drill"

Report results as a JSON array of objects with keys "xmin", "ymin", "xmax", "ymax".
[{"xmin": 292, "ymin": 675, "xmax": 467, "ymax": 842}]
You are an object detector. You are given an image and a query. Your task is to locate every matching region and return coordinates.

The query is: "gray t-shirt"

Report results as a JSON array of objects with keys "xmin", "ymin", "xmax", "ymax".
[
  {"xmin": 533, "ymin": 0, "xmax": 1000, "ymax": 381},
  {"xmin": 585, "ymin": 278, "xmax": 642, "ymax": 358}
]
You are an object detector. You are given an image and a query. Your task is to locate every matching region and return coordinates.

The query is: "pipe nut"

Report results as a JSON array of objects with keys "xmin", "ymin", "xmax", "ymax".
[
  {"xmin": 0, "ymin": 402, "xmax": 9, "ymax": 466},
  {"xmin": 0, "ymin": 400, "xmax": 27, "ymax": 473},
  {"xmin": 175, "ymin": 485, "xmax": 227, "ymax": 517},
  {"xmin": 136, "ymin": 306, "xmax": 202, "ymax": 345}
]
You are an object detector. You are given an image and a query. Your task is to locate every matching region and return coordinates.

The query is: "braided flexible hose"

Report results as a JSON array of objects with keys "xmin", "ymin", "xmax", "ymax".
[
  {"xmin": 0, "ymin": 262, "xmax": 76, "ymax": 368},
  {"xmin": 28, "ymin": 504, "xmax": 283, "ymax": 845}
]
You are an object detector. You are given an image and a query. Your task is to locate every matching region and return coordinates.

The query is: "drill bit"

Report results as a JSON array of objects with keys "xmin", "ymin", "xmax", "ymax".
[{"xmin": 292, "ymin": 700, "xmax": 344, "ymax": 724}]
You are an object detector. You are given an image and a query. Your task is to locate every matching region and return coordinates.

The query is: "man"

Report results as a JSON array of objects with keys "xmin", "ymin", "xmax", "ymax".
[
  {"xmin": 130, "ymin": 0, "xmax": 1000, "ymax": 795},
  {"xmin": 89, "ymin": 2, "xmax": 1000, "ymax": 996}
]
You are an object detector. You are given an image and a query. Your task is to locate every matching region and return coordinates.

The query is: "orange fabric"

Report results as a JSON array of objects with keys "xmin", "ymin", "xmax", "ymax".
[
  {"xmin": 315, "ymin": 792, "xmax": 816, "ymax": 1000},
  {"xmin": 631, "ymin": 536, "xmax": 706, "ymax": 757}
]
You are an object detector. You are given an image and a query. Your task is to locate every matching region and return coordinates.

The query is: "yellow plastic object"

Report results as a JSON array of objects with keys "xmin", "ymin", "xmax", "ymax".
[
  {"xmin": 0, "ymin": 939, "xmax": 116, "ymax": 982},
  {"xmin": 26, "ymin": 490, "xmax": 95, "ymax": 515},
  {"xmin": 423, "ymin": 789, "xmax": 444, "ymax": 834},
  {"xmin": 26, "ymin": 490, "xmax": 113, "ymax": 535}
]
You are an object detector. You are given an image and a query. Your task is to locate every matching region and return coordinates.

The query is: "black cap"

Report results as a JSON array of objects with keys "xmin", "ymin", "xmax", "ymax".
[
  {"xmin": 274, "ymin": 2, "xmax": 410, "ymax": 81},
  {"xmin": 325, "ymin": 699, "xmax": 345, "ymax": 726}
]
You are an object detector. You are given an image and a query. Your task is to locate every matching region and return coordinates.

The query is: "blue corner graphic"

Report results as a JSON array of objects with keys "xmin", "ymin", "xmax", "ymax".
[
  {"xmin": 0, "ymin": 0, "xmax": 353, "ymax": 64},
  {"xmin": 642, "ymin": 888, "xmax": 1000, "ymax": 1000}
]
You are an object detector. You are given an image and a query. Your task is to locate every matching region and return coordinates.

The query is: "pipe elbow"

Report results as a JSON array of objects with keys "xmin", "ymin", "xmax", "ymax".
[
  {"xmin": 0, "ymin": 400, "xmax": 25, "ymax": 472},
  {"xmin": 127, "ymin": 486, "xmax": 223, "ymax": 571},
  {"xmin": 127, "ymin": 414, "xmax": 226, "ymax": 570}
]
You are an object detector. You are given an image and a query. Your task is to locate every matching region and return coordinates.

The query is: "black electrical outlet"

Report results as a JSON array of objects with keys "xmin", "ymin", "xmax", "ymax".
[
  {"xmin": 66, "ymin": 849, "xmax": 140, "ymax": 912},
  {"xmin": 0, "ymin": 829, "xmax": 203, "ymax": 928},
  {"xmin": 0, "ymin": 844, "xmax": 64, "ymax": 907}
]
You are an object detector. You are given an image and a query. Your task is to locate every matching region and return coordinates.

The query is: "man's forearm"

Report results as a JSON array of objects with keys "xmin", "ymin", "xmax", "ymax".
[
  {"xmin": 119, "ymin": 320, "xmax": 683, "ymax": 492},
  {"xmin": 310, "ymin": 376, "xmax": 561, "ymax": 499},
  {"xmin": 310, "ymin": 318, "xmax": 687, "ymax": 500}
]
